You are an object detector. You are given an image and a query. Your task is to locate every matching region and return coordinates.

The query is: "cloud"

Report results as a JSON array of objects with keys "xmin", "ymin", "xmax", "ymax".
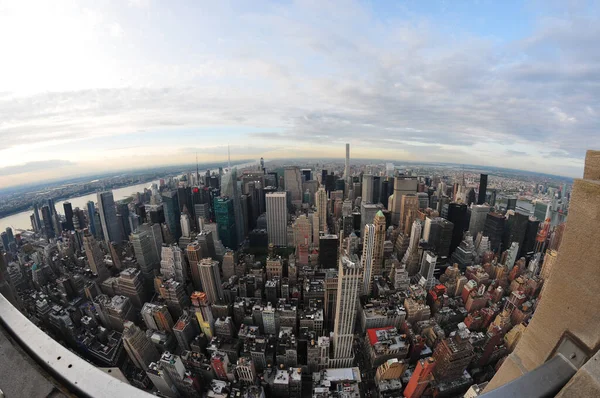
[
  {"xmin": 0, "ymin": 160, "xmax": 75, "ymax": 176},
  {"xmin": 0, "ymin": 0, "xmax": 597, "ymax": 180}
]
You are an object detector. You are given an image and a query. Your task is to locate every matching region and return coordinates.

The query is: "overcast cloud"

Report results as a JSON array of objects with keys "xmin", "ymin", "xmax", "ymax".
[{"xmin": 0, "ymin": 0, "xmax": 598, "ymax": 186}]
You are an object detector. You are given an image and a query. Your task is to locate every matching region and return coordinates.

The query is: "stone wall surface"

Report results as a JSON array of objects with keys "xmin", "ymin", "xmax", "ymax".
[{"xmin": 485, "ymin": 150, "xmax": 600, "ymax": 393}]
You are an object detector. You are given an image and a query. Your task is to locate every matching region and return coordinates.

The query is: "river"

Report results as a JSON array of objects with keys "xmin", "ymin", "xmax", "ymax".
[
  {"xmin": 0, "ymin": 180, "xmax": 160, "ymax": 232},
  {"xmin": 0, "ymin": 161, "xmax": 259, "ymax": 232}
]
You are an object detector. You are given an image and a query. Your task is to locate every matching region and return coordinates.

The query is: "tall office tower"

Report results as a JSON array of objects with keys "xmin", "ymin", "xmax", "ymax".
[
  {"xmin": 63, "ymin": 202, "xmax": 74, "ymax": 231},
  {"xmin": 400, "ymin": 194, "xmax": 419, "ymax": 233},
  {"xmin": 123, "ymin": 321, "xmax": 159, "ymax": 371},
  {"xmin": 156, "ymin": 278, "xmax": 190, "ymax": 319},
  {"xmin": 314, "ymin": 187, "xmax": 328, "ymax": 232},
  {"xmin": 180, "ymin": 214, "xmax": 191, "ymax": 238},
  {"xmin": 361, "ymin": 211, "xmax": 386, "ymax": 295},
  {"xmin": 319, "ymin": 234, "xmax": 339, "ymax": 268},
  {"xmin": 521, "ymin": 218, "xmax": 540, "ymax": 258},
  {"xmin": 118, "ymin": 268, "xmax": 148, "ymax": 308},
  {"xmin": 446, "ymin": 203, "xmax": 468, "ymax": 255},
  {"xmin": 478, "ymin": 174, "xmax": 488, "ymax": 205},
  {"xmin": 345, "ymin": 143, "xmax": 350, "ymax": 188},
  {"xmin": 331, "ymin": 253, "xmax": 362, "ymax": 368},
  {"xmin": 266, "ymin": 192, "xmax": 288, "ymax": 247},
  {"xmin": 82, "ymin": 230, "xmax": 109, "ymax": 282},
  {"xmin": 116, "ymin": 202, "xmax": 131, "ymax": 239},
  {"xmin": 284, "ymin": 167, "xmax": 303, "ymax": 206},
  {"xmin": 214, "ymin": 197, "xmax": 237, "ymax": 249},
  {"xmin": 293, "ymin": 215, "xmax": 312, "ymax": 248},
  {"xmin": 47, "ymin": 198, "xmax": 57, "ymax": 215},
  {"xmin": 0, "ymin": 232, "xmax": 8, "ymax": 250},
  {"xmin": 483, "ymin": 212, "xmax": 505, "ymax": 253},
  {"xmin": 373, "ymin": 176, "xmax": 381, "ymax": 205},
  {"xmin": 160, "ymin": 245, "xmax": 187, "ymax": 284},
  {"xmin": 177, "ymin": 186, "xmax": 194, "ymax": 226},
  {"xmin": 130, "ymin": 230, "xmax": 158, "ymax": 291},
  {"xmin": 33, "ymin": 203, "xmax": 42, "ymax": 232},
  {"xmin": 186, "ymin": 242, "xmax": 203, "ymax": 290},
  {"xmin": 41, "ymin": 205, "xmax": 54, "ymax": 238},
  {"xmin": 402, "ymin": 221, "xmax": 423, "ymax": 276},
  {"xmin": 191, "ymin": 291, "xmax": 214, "ymax": 337},
  {"xmin": 173, "ymin": 313, "xmax": 198, "ymax": 351},
  {"xmin": 432, "ymin": 333, "xmax": 474, "ymax": 382},
  {"xmin": 94, "ymin": 295, "xmax": 136, "ymax": 332},
  {"xmin": 503, "ymin": 212, "xmax": 529, "ymax": 253},
  {"xmin": 362, "ymin": 174, "xmax": 374, "ymax": 204},
  {"xmin": 468, "ymin": 204, "xmax": 490, "ymax": 238},
  {"xmin": 504, "ymin": 242, "xmax": 519, "ymax": 269},
  {"xmin": 221, "ymin": 168, "xmax": 244, "ymax": 246},
  {"xmin": 162, "ymin": 191, "xmax": 182, "ymax": 242},
  {"xmin": 86, "ymin": 201, "xmax": 97, "ymax": 237},
  {"xmin": 197, "ymin": 229, "xmax": 217, "ymax": 259},
  {"xmin": 52, "ymin": 213, "xmax": 62, "ymax": 237},
  {"xmin": 97, "ymin": 191, "xmax": 123, "ymax": 244},
  {"xmin": 423, "ymin": 217, "xmax": 454, "ymax": 258},
  {"xmin": 0, "ymin": 251, "xmax": 21, "ymax": 309},
  {"xmin": 361, "ymin": 203, "xmax": 381, "ymax": 234},
  {"xmin": 418, "ymin": 251, "xmax": 438, "ymax": 291},
  {"xmin": 392, "ymin": 177, "xmax": 418, "ymax": 226},
  {"xmin": 380, "ymin": 180, "xmax": 390, "ymax": 208},
  {"xmin": 199, "ymin": 258, "xmax": 223, "ymax": 304},
  {"xmin": 403, "ymin": 358, "xmax": 436, "ymax": 398},
  {"xmin": 139, "ymin": 222, "xmax": 164, "ymax": 259},
  {"xmin": 141, "ymin": 302, "xmax": 175, "ymax": 332},
  {"xmin": 222, "ymin": 249, "xmax": 236, "ymax": 280}
]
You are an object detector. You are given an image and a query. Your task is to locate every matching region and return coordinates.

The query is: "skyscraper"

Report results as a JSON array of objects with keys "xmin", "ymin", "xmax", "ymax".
[
  {"xmin": 86, "ymin": 201, "xmax": 98, "ymax": 238},
  {"xmin": 214, "ymin": 197, "xmax": 237, "ymax": 249},
  {"xmin": 97, "ymin": 191, "xmax": 123, "ymax": 244},
  {"xmin": 83, "ymin": 230, "xmax": 109, "ymax": 282},
  {"xmin": 123, "ymin": 321, "xmax": 159, "ymax": 371},
  {"xmin": 478, "ymin": 174, "xmax": 488, "ymax": 205},
  {"xmin": 483, "ymin": 212, "xmax": 505, "ymax": 253},
  {"xmin": 199, "ymin": 258, "xmax": 223, "ymax": 304},
  {"xmin": 221, "ymin": 168, "xmax": 244, "ymax": 246},
  {"xmin": 362, "ymin": 174, "xmax": 374, "ymax": 204},
  {"xmin": 41, "ymin": 205, "xmax": 54, "ymax": 238},
  {"xmin": 186, "ymin": 242, "xmax": 203, "ymax": 291},
  {"xmin": 180, "ymin": 214, "xmax": 191, "ymax": 238},
  {"xmin": 266, "ymin": 191, "xmax": 288, "ymax": 247},
  {"xmin": 331, "ymin": 252, "xmax": 362, "ymax": 368},
  {"xmin": 130, "ymin": 230, "xmax": 158, "ymax": 291},
  {"xmin": 418, "ymin": 251, "xmax": 437, "ymax": 290},
  {"xmin": 468, "ymin": 204, "xmax": 490, "ymax": 238},
  {"xmin": 446, "ymin": 202, "xmax": 468, "ymax": 255},
  {"xmin": 160, "ymin": 245, "xmax": 187, "ymax": 284},
  {"xmin": 63, "ymin": 201, "xmax": 74, "ymax": 231},
  {"xmin": 33, "ymin": 203, "xmax": 42, "ymax": 232},
  {"xmin": 315, "ymin": 187, "xmax": 328, "ymax": 233},
  {"xmin": 284, "ymin": 166, "xmax": 303, "ymax": 206},
  {"xmin": 162, "ymin": 191, "xmax": 182, "ymax": 242},
  {"xmin": 361, "ymin": 210, "xmax": 386, "ymax": 295},
  {"xmin": 345, "ymin": 143, "xmax": 350, "ymax": 188},
  {"xmin": 392, "ymin": 177, "xmax": 418, "ymax": 226}
]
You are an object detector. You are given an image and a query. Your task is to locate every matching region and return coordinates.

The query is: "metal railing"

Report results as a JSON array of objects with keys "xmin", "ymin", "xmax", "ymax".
[
  {"xmin": 479, "ymin": 353, "xmax": 577, "ymax": 398},
  {"xmin": 0, "ymin": 294, "xmax": 153, "ymax": 398}
]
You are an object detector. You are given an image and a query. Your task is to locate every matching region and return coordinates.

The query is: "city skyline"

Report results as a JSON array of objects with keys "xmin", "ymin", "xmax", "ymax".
[{"xmin": 1, "ymin": 0, "xmax": 599, "ymax": 186}]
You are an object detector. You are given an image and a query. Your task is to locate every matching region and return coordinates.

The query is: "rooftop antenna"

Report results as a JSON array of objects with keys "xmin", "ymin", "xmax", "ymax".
[{"xmin": 228, "ymin": 144, "xmax": 231, "ymax": 169}]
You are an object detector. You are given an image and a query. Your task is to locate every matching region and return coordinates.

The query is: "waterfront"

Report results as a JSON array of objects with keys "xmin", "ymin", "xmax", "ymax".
[
  {"xmin": 0, "ymin": 161, "xmax": 258, "ymax": 232},
  {"xmin": 0, "ymin": 180, "xmax": 159, "ymax": 232}
]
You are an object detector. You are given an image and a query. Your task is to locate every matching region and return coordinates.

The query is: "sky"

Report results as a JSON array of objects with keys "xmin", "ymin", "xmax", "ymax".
[{"xmin": 0, "ymin": 0, "xmax": 599, "ymax": 187}]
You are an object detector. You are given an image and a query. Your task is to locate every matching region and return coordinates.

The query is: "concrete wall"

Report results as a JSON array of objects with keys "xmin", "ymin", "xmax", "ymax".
[{"xmin": 485, "ymin": 150, "xmax": 600, "ymax": 392}]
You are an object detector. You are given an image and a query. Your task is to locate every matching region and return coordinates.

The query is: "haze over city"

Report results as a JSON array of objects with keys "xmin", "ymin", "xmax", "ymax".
[{"xmin": 1, "ymin": 0, "xmax": 599, "ymax": 187}]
